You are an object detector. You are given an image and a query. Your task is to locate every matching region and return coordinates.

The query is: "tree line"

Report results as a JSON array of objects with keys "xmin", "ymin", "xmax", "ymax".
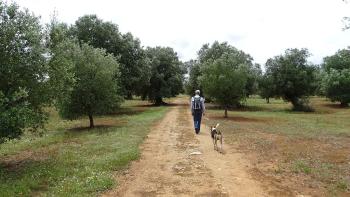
[
  {"xmin": 186, "ymin": 42, "xmax": 350, "ymax": 117},
  {"xmin": 0, "ymin": 1, "xmax": 185, "ymax": 143},
  {"xmin": 1, "ymin": 1, "xmax": 349, "ymax": 143}
]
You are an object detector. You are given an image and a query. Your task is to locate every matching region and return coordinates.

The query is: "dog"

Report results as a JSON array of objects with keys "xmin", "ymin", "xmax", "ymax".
[{"xmin": 210, "ymin": 123, "xmax": 223, "ymax": 152}]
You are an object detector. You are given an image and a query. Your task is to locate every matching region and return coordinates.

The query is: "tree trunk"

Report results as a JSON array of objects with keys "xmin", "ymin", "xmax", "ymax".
[
  {"xmin": 89, "ymin": 114, "xmax": 94, "ymax": 128},
  {"xmin": 224, "ymin": 106, "xmax": 228, "ymax": 118},
  {"xmin": 266, "ymin": 98, "xmax": 270, "ymax": 104},
  {"xmin": 141, "ymin": 93, "xmax": 147, "ymax": 101},
  {"xmin": 126, "ymin": 93, "xmax": 133, "ymax": 100},
  {"xmin": 155, "ymin": 97, "xmax": 165, "ymax": 106},
  {"xmin": 340, "ymin": 102, "xmax": 349, "ymax": 107},
  {"xmin": 291, "ymin": 97, "xmax": 302, "ymax": 111}
]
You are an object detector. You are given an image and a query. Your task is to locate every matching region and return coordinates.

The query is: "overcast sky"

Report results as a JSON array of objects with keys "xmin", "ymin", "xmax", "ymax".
[{"xmin": 14, "ymin": 0, "xmax": 350, "ymax": 65}]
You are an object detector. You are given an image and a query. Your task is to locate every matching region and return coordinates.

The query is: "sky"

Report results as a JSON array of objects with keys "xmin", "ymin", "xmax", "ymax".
[{"xmin": 14, "ymin": 0, "xmax": 350, "ymax": 65}]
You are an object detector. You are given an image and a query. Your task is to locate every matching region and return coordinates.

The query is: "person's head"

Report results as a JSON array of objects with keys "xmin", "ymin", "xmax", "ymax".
[{"xmin": 195, "ymin": 90, "xmax": 200, "ymax": 95}]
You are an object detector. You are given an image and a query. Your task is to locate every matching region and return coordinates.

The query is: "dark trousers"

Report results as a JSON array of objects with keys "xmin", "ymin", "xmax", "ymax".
[{"xmin": 193, "ymin": 111, "xmax": 202, "ymax": 131}]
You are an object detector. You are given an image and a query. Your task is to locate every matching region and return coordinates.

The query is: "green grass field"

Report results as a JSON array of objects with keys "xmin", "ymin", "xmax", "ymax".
[
  {"xmin": 206, "ymin": 96, "xmax": 350, "ymax": 195},
  {"xmin": 0, "ymin": 99, "xmax": 168, "ymax": 196},
  {"xmin": 208, "ymin": 96, "xmax": 350, "ymax": 137}
]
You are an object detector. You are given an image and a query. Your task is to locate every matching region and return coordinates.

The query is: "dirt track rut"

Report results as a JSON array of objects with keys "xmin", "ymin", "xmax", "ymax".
[{"xmin": 103, "ymin": 99, "xmax": 268, "ymax": 196}]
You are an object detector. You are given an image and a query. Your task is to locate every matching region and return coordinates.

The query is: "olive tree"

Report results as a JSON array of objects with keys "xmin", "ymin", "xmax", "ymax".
[
  {"xmin": 0, "ymin": 2, "xmax": 50, "ymax": 142},
  {"xmin": 197, "ymin": 41, "xmax": 256, "ymax": 98},
  {"xmin": 258, "ymin": 72, "xmax": 275, "ymax": 103},
  {"xmin": 322, "ymin": 48, "xmax": 350, "ymax": 107},
  {"xmin": 199, "ymin": 43, "xmax": 251, "ymax": 118},
  {"xmin": 71, "ymin": 15, "xmax": 147, "ymax": 99},
  {"xmin": 51, "ymin": 41, "xmax": 122, "ymax": 128},
  {"xmin": 185, "ymin": 60, "xmax": 202, "ymax": 96},
  {"xmin": 144, "ymin": 47, "xmax": 184, "ymax": 105},
  {"xmin": 265, "ymin": 48, "xmax": 317, "ymax": 111}
]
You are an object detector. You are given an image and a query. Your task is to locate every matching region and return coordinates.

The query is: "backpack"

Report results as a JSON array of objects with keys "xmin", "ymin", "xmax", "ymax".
[{"xmin": 192, "ymin": 96, "xmax": 202, "ymax": 111}]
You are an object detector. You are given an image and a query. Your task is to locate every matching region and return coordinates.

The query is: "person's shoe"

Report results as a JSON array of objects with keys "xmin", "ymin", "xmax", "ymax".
[{"xmin": 195, "ymin": 129, "xmax": 200, "ymax": 134}]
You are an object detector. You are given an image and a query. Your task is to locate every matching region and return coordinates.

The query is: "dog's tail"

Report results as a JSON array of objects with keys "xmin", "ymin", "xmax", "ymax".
[{"xmin": 215, "ymin": 123, "xmax": 220, "ymax": 129}]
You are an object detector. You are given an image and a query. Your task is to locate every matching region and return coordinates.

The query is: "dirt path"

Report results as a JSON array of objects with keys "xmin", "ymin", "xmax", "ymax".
[{"xmin": 103, "ymin": 99, "xmax": 270, "ymax": 196}]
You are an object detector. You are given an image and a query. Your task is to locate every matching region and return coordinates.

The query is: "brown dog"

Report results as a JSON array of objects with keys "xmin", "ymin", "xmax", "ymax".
[{"xmin": 210, "ymin": 123, "xmax": 223, "ymax": 152}]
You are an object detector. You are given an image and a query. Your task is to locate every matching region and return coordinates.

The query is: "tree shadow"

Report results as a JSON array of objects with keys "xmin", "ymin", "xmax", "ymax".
[
  {"xmin": 109, "ymin": 107, "xmax": 147, "ymax": 116},
  {"xmin": 135, "ymin": 102, "xmax": 188, "ymax": 107},
  {"xmin": 208, "ymin": 115, "xmax": 273, "ymax": 123},
  {"xmin": 0, "ymin": 158, "xmax": 57, "ymax": 195},
  {"xmin": 66, "ymin": 120, "xmax": 127, "ymax": 134},
  {"xmin": 67, "ymin": 125, "xmax": 118, "ymax": 132},
  {"xmin": 0, "ymin": 158, "xmax": 39, "ymax": 174},
  {"xmin": 322, "ymin": 103, "xmax": 349, "ymax": 109},
  {"xmin": 206, "ymin": 104, "xmax": 269, "ymax": 112},
  {"xmin": 162, "ymin": 103, "xmax": 189, "ymax": 107}
]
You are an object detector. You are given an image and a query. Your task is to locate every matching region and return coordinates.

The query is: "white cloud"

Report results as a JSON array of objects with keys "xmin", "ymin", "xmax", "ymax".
[{"xmin": 14, "ymin": 0, "xmax": 350, "ymax": 65}]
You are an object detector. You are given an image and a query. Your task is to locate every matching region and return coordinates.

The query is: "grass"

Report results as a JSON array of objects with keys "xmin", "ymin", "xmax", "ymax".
[
  {"xmin": 206, "ymin": 96, "xmax": 350, "ymax": 195},
  {"xmin": 208, "ymin": 96, "xmax": 350, "ymax": 137},
  {"xmin": 292, "ymin": 159, "xmax": 312, "ymax": 174},
  {"xmin": 0, "ymin": 99, "xmax": 168, "ymax": 196}
]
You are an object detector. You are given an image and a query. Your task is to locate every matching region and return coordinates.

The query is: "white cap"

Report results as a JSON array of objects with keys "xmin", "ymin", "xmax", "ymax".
[{"xmin": 195, "ymin": 90, "xmax": 200, "ymax": 95}]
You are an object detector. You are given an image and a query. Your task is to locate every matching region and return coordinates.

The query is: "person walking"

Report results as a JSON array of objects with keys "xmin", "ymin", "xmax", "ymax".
[{"xmin": 190, "ymin": 90, "xmax": 205, "ymax": 134}]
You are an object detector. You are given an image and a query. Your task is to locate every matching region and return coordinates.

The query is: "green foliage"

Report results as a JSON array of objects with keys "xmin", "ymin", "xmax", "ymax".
[
  {"xmin": 51, "ymin": 41, "xmax": 123, "ymax": 127},
  {"xmin": 197, "ymin": 41, "xmax": 257, "ymax": 99},
  {"xmin": 119, "ymin": 33, "xmax": 148, "ymax": 98},
  {"xmin": 198, "ymin": 42, "xmax": 253, "ymax": 66},
  {"xmin": 246, "ymin": 63, "xmax": 262, "ymax": 96},
  {"xmin": 199, "ymin": 54, "xmax": 248, "ymax": 107},
  {"xmin": 0, "ymin": 1, "xmax": 49, "ymax": 142},
  {"xmin": 71, "ymin": 15, "xmax": 147, "ymax": 98},
  {"xmin": 0, "ymin": 90, "xmax": 44, "ymax": 144},
  {"xmin": 265, "ymin": 48, "xmax": 317, "ymax": 111},
  {"xmin": 258, "ymin": 73, "xmax": 275, "ymax": 103},
  {"xmin": 323, "ymin": 48, "xmax": 350, "ymax": 72},
  {"xmin": 47, "ymin": 41, "xmax": 77, "ymax": 107},
  {"xmin": 144, "ymin": 47, "xmax": 184, "ymax": 105},
  {"xmin": 323, "ymin": 48, "xmax": 350, "ymax": 106},
  {"xmin": 199, "ymin": 42, "xmax": 252, "ymax": 117},
  {"xmin": 314, "ymin": 66, "xmax": 326, "ymax": 96},
  {"xmin": 46, "ymin": 20, "xmax": 71, "ymax": 50},
  {"xmin": 184, "ymin": 60, "xmax": 201, "ymax": 96},
  {"xmin": 323, "ymin": 69, "xmax": 350, "ymax": 107},
  {"xmin": 71, "ymin": 15, "xmax": 122, "ymax": 54}
]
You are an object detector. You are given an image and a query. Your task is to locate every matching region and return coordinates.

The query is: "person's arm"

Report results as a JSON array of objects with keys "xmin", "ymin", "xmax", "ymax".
[
  {"xmin": 201, "ymin": 98, "xmax": 205, "ymax": 114},
  {"xmin": 190, "ymin": 97, "xmax": 194, "ymax": 115}
]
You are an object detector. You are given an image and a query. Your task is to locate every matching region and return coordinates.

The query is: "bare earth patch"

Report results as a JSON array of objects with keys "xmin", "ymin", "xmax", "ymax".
[{"xmin": 207, "ymin": 116, "xmax": 350, "ymax": 196}]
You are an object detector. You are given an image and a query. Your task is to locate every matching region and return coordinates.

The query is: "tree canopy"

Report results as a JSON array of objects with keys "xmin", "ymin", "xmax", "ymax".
[
  {"xmin": 196, "ymin": 41, "xmax": 258, "ymax": 98},
  {"xmin": 144, "ymin": 47, "xmax": 184, "ymax": 105},
  {"xmin": 258, "ymin": 72, "xmax": 275, "ymax": 103},
  {"xmin": 265, "ymin": 48, "xmax": 317, "ymax": 111},
  {"xmin": 185, "ymin": 60, "xmax": 202, "ymax": 96},
  {"xmin": 198, "ymin": 42, "xmax": 252, "ymax": 117},
  {"xmin": 322, "ymin": 48, "xmax": 350, "ymax": 107},
  {"xmin": 52, "ymin": 41, "xmax": 122, "ymax": 128},
  {"xmin": 0, "ymin": 2, "xmax": 50, "ymax": 142},
  {"xmin": 71, "ymin": 15, "xmax": 147, "ymax": 98}
]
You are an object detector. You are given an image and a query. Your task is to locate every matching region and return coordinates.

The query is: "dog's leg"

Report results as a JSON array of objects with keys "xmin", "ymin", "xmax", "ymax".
[
  {"xmin": 220, "ymin": 135, "xmax": 223, "ymax": 153},
  {"xmin": 216, "ymin": 138, "xmax": 219, "ymax": 151},
  {"xmin": 214, "ymin": 137, "xmax": 218, "ymax": 151},
  {"xmin": 212, "ymin": 138, "xmax": 216, "ymax": 150},
  {"xmin": 214, "ymin": 138, "xmax": 217, "ymax": 151}
]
